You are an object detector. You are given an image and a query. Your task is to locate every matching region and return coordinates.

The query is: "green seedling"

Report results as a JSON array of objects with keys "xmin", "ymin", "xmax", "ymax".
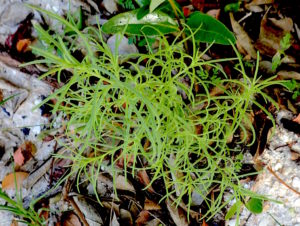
[
  {"xmin": 23, "ymin": 4, "xmax": 284, "ymax": 222},
  {"xmin": 283, "ymin": 79, "xmax": 300, "ymax": 100},
  {"xmin": 272, "ymin": 33, "xmax": 292, "ymax": 71},
  {"xmin": 0, "ymin": 170, "xmax": 45, "ymax": 225}
]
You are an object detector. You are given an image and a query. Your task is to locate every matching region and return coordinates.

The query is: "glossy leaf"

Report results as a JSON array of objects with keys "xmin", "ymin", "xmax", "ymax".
[
  {"xmin": 102, "ymin": 9, "xmax": 179, "ymax": 36},
  {"xmin": 137, "ymin": 6, "xmax": 149, "ymax": 20},
  {"xmin": 245, "ymin": 198, "xmax": 263, "ymax": 214},
  {"xmin": 186, "ymin": 11, "xmax": 236, "ymax": 45},
  {"xmin": 136, "ymin": 0, "xmax": 150, "ymax": 7},
  {"xmin": 149, "ymin": 0, "xmax": 166, "ymax": 12}
]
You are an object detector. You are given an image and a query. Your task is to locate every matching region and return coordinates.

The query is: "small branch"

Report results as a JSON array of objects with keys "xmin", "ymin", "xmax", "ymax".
[
  {"xmin": 168, "ymin": 0, "xmax": 189, "ymax": 53},
  {"xmin": 267, "ymin": 166, "xmax": 300, "ymax": 196}
]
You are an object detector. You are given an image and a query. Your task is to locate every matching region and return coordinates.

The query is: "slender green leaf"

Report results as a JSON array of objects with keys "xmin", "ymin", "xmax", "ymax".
[
  {"xmin": 186, "ymin": 11, "xmax": 236, "ymax": 45},
  {"xmin": 245, "ymin": 198, "xmax": 263, "ymax": 214},
  {"xmin": 102, "ymin": 9, "xmax": 179, "ymax": 36}
]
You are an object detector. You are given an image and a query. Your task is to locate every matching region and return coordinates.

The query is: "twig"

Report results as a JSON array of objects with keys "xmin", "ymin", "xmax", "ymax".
[
  {"xmin": 267, "ymin": 166, "xmax": 300, "ymax": 196},
  {"xmin": 168, "ymin": 0, "xmax": 189, "ymax": 53}
]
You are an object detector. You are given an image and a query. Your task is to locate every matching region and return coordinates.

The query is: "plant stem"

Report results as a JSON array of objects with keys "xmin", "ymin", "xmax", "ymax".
[{"xmin": 167, "ymin": 0, "xmax": 189, "ymax": 52}]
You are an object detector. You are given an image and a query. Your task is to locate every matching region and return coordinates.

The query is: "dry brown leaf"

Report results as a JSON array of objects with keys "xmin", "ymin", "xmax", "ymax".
[
  {"xmin": 255, "ymin": 13, "xmax": 293, "ymax": 56},
  {"xmin": 136, "ymin": 210, "xmax": 150, "ymax": 226},
  {"xmin": 137, "ymin": 170, "xmax": 155, "ymax": 193},
  {"xmin": 13, "ymin": 141, "xmax": 36, "ymax": 167},
  {"xmin": 206, "ymin": 9, "xmax": 220, "ymax": 19},
  {"xmin": 62, "ymin": 212, "xmax": 82, "ymax": 226},
  {"xmin": 120, "ymin": 209, "xmax": 133, "ymax": 226},
  {"xmin": 111, "ymin": 212, "xmax": 120, "ymax": 226},
  {"xmin": 291, "ymin": 151, "xmax": 300, "ymax": 161},
  {"xmin": 166, "ymin": 199, "xmax": 188, "ymax": 226},
  {"xmin": 293, "ymin": 114, "xmax": 300, "ymax": 124},
  {"xmin": 16, "ymin": 39, "xmax": 31, "ymax": 52},
  {"xmin": 229, "ymin": 13, "xmax": 257, "ymax": 59},
  {"xmin": 144, "ymin": 198, "xmax": 161, "ymax": 211},
  {"xmin": 2, "ymin": 172, "xmax": 29, "ymax": 191},
  {"xmin": 245, "ymin": 0, "xmax": 274, "ymax": 11},
  {"xmin": 116, "ymin": 175, "xmax": 135, "ymax": 193},
  {"xmin": 10, "ymin": 219, "xmax": 18, "ymax": 226},
  {"xmin": 277, "ymin": 71, "xmax": 300, "ymax": 81}
]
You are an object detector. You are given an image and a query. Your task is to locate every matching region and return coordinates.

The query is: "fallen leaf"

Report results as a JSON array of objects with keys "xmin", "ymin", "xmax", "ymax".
[
  {"xmin": 116, "ymin": 175, "xmax": 135, "ymax": 193},
  {"xmin": 10, "ymin": 220, "xmax": 18, "ymax": 226},
  {"xmin": 245, "ymin": 0, "xmax": 273, "ymax": 12},
  {"xmin": 136, "ymin": 210, "xmax": 150, "ymax": 226},
  {"xmin": 166, "ymin": 199, "xmax": 188, "ymax": 226},
  {"xmin": 291, "ymin": 151, "xmax": 300, "ymax": 161},
  {"xmin": 16, "ymin": 39, "xmax": 31, "ymax": 52},
  {"xmin": 137, "ymin": 170, "xmax": 155, "ymax": 193},
  {"xmin": 62, "ymin": 212, "xmax": 82, "ymax": 226},
  {"xmin": 293, "ymin": 114, "xmax": 300, "ymax": 124},
  {"xmin": 206, "ymin": 9, "xmax": 220, "ymax": 19},
  {"xmin": 277, "ymin": 71, "xmax": 300, "ymax": 81},
  {"xmin": 255, "ymin": 13, "xmax": 293, "ymax": 56},
  {"xmin": 13, "ymin": 141, "xmax": 36, "ymax": 167},
  {"xmin": 120, "ymin": 209, "xmax": 133, "ymax": 226},
  {"xmin": 2, "ymin": 172, "xmax": 29, "ymax": 191},
  {"xmin": 144, "ymin": 198, "xmax": 161, "ymax": 210},
  {"xmin": 145, "ymin": 218, "xmax": 160, "ymax": 226},
  {"xmin": 110, "ymin": 212, "xmax": 120, "ymax": 226},
  {"xmin": 229, "ymin": 13, "xmax": 257, "ymax": 59}
]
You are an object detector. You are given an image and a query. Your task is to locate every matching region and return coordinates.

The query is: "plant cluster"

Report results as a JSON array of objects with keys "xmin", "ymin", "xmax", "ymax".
[{"xmin": 0, "ymin": 2, "xmax": 281, "ymax": 224}]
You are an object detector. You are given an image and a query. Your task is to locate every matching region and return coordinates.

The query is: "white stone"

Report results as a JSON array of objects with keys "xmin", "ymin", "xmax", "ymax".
[{"xmin": 292, "ymin": 177, "xmax": 300, "ymax": 190}]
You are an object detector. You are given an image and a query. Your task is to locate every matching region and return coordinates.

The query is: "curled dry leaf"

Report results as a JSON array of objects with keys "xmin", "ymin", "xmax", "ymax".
[
  {"xmin": 136, "ymin": 210, "xmax": 150, "ymax": 226},
  {"xmin": 116, "ymin": 175, "xmax": 135, "ymax": 193},
  {"xmin": 62, "ymin": 212, "xmax": 82, "ymax": 226},
  {"xmin": 293, "ymin": 114, "xmax": 300, "ymax": 124},
  {"xmin": 110, "ymin": 212, "xmax": 120, "ymax": 226},
  {"xmin": 277, "ymin": 71, "xmax": 300, "ymax": 81},
  {"xmin": 13, "ymin": 141, "xmax": 36, "ymax": 167},
  {"xmin": 144, "ymin": 198, "xmax": 161, "ymax": 211},
  {"xmin": 229, "ymin": 13, "xmax": 257, "ymax": 59},
  {"xmin": 2, "ymin": 171, "xmax": 29, "ymax": 191},
  {"xmin": 120, "ymin": 209, "xmax": 134, "ymax": 226},
  {"xmin": 255, "ymin": 13, "xmax": 293, "ymax": 56},
  {"xmin": 137, "ymin": 170, "xmax": 155, "ymax": 193},
  {"xmin": 245, "ymin": 0, "xmax": 274, "ymax": 12},
  {"xmin": 166, "ymin": 199, "xmax": 188, "ymax": 226},
  {"xmin": 10, "ymin": 219, "xmax": 18, "ymax": 226},
  {"xmin": 16, "ymin": 38, "xmax": 31, "ymax": 52},
  {"xmin": 206, "ymin": 9, "xmax": 220, "ymax": 19}
]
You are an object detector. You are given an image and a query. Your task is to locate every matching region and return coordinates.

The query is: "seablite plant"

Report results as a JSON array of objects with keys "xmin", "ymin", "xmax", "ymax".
[{"xmin": 22, "ymin": 4, "xmax": 283, "ymax": 222}]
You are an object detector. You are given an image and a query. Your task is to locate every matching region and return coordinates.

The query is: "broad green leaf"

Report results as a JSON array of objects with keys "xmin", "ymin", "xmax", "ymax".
[
  {"xmin": 102, "ymin": 10, "xmax": 179, "ymax": 36},
  {"xmin": 135, "ymin": 0, "xmax": 150, "ymax": 7},
  {"xmin": 225, "ymin": 200, "xmax": 241, "ymax": 220},
  {"xmin": 137, "ymin": 6, "xmax": 149, "ymax": 20},
  {"xmin": 245, "ymin": 198, "xmax": 263, "ymax": 214},
  {"xmin": 149, "ymin": 0, "xmax": 166, "ymax": 12},
  {"xmin": 186, "ymin": 12, "xmax": 236, "ymax": 45}
]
